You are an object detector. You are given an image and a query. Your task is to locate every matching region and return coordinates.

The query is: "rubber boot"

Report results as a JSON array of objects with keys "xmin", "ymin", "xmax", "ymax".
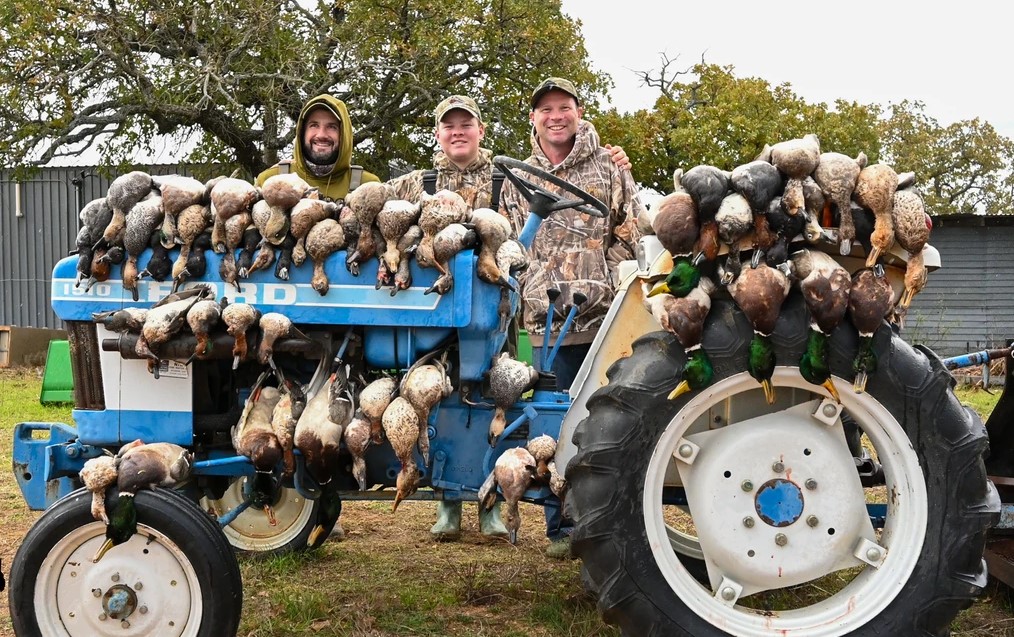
[
  {"xmin": 430, "ymin": 500, "xmax": 462, "ymax": 540},
  {"xmin": 479, "ymin": 503, "xmax": 509, "ymax": 538}
]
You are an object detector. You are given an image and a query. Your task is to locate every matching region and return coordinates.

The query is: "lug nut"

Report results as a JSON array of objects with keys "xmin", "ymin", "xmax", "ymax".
[
  {"xmin": 741, "ymin": 480, "xmax": 754, "ymax": 492},
  {"xmin": 775, "ymin": 533, "xmax": 788, "ymax": 546},
  {"xmin": 139, "ymin": 606, "xmax": 148, "ymax": 615},
  {"xmin": 823, "ymin": 404, "xmax": 837, "ymax": 417},
  {"xmin": 92, "ymin": 588, "xmax": 102, "ymax": 598},
  {"xmin": 111, "ymin": 572, "xmax": 120, "ymax": 583},
  {"xmin": 806, "ymin": 515, "xmax": 819, "ymax": 527},
  {"xmin": 867, "ymin": 548, "xmax": 882, "ymax": 562},
  {"xmin": 135, "ymin": 581, "xmax": 143, "ymax": 591},
  {"xmin": 678, "ymin": 444, "xmax": 693, "ymax": 458},
  {"xmin": 743, "ymin": 516, "xmax": 755, "ymax": 528},
  {"xmin": 98, "ymin": 613, "xmax": 108, "ymax": 621},
  {"xmin": 121, "ymin": 620, "xmax": 130, "ymax": 628},
  {"xmin": 772, "ymin": 461, "xmax": 785, "ymax": 473},
  {"xmin": 805, "ymin": 478, "xmax": 818, "ymax": 490},
  {"xmin": 721, "ymin": 586, "xmax": 736, "ymax": 601}
]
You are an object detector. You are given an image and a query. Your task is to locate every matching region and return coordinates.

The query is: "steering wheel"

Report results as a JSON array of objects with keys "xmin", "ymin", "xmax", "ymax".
[{"xmin": 493, "ymin": 155, "xmax": 608, "ymax": 218}]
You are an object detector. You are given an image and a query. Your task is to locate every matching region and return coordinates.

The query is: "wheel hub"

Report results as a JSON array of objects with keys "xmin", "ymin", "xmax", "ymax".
[
  {"xmin": 102, "ymin": 584, "xmax": 137, "ymax": 620},
  {"xmin": 754, "ymin": 479, "xmax": 803, "ymax": 527}
]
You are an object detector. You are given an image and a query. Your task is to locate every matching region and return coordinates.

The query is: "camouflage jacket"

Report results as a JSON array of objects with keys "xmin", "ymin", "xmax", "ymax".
[
  {"xmin": 499, "ymin": 120, "xmax": 644, "ymax": 347},
  {"xmin": 387, "ymin": 148, "xmax": 496, "ymax": 209}
]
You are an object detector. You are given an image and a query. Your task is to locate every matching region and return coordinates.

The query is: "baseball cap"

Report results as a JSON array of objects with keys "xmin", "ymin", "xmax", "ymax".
[
  {"xmin": 530, "ymin": 77, "xmax": 580, "ymax": 109},
  {"xmin": 434, "ymin": 95, "xmax": 483, "ymax": 126}
]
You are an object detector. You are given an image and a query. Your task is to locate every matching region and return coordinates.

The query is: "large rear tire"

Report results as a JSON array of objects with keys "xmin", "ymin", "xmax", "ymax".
[
  {"xmin": 567, "ymin": 294, "xmax": 999, "ymax": 636},
  {"xmin": 9, "ymin": 488, "xmax": 242, "ymax": 637}
]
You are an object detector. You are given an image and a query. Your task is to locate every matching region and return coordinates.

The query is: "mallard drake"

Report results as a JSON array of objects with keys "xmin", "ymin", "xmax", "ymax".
[
  {"xmin": 360, "ymin": 375, "xmax": 398, "ymax": 445},
  {"xmin": 782, "ymin": 250, "xmax": 851, "ymax": 402},
  {"xmin": 401, "ymin": 360, "xmax": 452, "ymax": 465},
  {"xmin": 153, "ymin": 175, "xmax": 207, "ymax": 248},
  {"xmin": 343, "ymin": 411, "xmax": 372, "ymax": 491},
  {"xmin": 345, "ymin": 182, "xmax": 392, "ymax": 276},
  {"xmin": 260, "ymin": 173, "xmax": 314, "ymax": 210},
  {"xmin": 210, "ymin": 178, "xmax": 261, "ymax": 253},
  {"xmin": 271, "ymin": 381, "xmax": 305, "ymax": 478},
  {"xmin": 770, "ymin": 134, "xmax": 820, "ymax": 216},
  {"xmin": 232, "ymin": 383, "xmax": 283, "ymax": 526},
  {"xmin": 417, "ymin": 189, "xmax": 470, "ymax": 268},
  {"xmin": 96, "ymin": 171, "xmax": 153, "ymax": 251},
  {"xmin": 853, "ymin": 163, "xmax": 898, "ymax": 267},
  {"xmin": 305, "ymin": 218, "xmax": 347, "ymax": 295},
  {"xmin": 290, "ymin": 198, "xmax": 340, "ymax": 265},
  {"xmin": 477, "ymin": 446, "xmax": 537, "ymax": 545},
  {"xmin": 92, "ymin": 442, "xmax": 193, "ymax": 563},
  {"xmin": 812, "ymin": 151, "xmax": 867, "ymax": 255},
  {"xmin": 645, "ymin": 277, "xmax": 718, "ymax": 398},
  {"xmin": 649, "ymin": 191, "xmax": 701, "ymax": 297},
  {"xmin": 486, "ymin": 352, "xmax": 539, "ymax": 446},
  {"xmin": 891, "ymin": 188, "xmax": 932, "ymax": 310},
  {"xmin": 383, "ymin": 396, "xmax": 421, "ymax": 512},
  {"xmin": 526, "ymin": 434, "xmax": 557, "ymax": 482},
  {"xmin": 727, "ymin": 262, "xmax": 791, "ymax": 403},
  {"xmin": 424, "ymin": 223, "xmax": 478, "ymax": 295},
  {"xmin": 121, "ymin": 196, "xmax": 165, "ymax": 302},
  {"xmin": 847, "ymin": 266, "xmax": 894, "ymax": 393},
  {"xmin": 184, "ymin": 299, "xmax": 222, "ymax": 364},
  {"xmin": 470, "ymin": 208, "xmax": 515, "ymax": 290},
  {"xmin": 221, "ymin": 301, "xmax": 262, "ymax": 369},
  {"xmin": 257, "ymin": 312, "xmax": 308, "ymax": 367},
  {"xmin": 681, "ymin": 165, "xmax": 730, "ymax": 265},
  {"xmin": 138, "ymin": 232, "xmax": 173, "ymax": 282}
]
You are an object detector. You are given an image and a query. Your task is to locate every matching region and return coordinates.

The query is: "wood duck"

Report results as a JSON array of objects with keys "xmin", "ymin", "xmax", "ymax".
[
  {"xmin": 812, "ymin": 151, "xmax": 867, "ymax": 255},
  {"xmin": 486, "ymin": 353, "xmax": 539, "ymax": 446},
  {"xmin": 91, "ymin": 441, "xmax": 192, "ymax": 563},
  {"xmin": 383, "ymin": 396, "xmax": 421, "ymax": 512},
  {"xmin": 781, "ymin": 250, "xmax": 851, "ymax": 402},
  {"xmin": 853, "ymin": 164, "xmax": 898, "ymax": 267},
  {"xmin": 727, "ymin": 262, "xmax": 791, "ymax": 403},
  {"xmin": 847, "ymin": 266, "xmax": 894, "ymax": 393},
  {"xmin": 644, "ymin": 277, "xmax": 718, "ymax": 399},
  {"xmin": 478, "ymin": 447, "xmax": 537, "ymax": 545}
]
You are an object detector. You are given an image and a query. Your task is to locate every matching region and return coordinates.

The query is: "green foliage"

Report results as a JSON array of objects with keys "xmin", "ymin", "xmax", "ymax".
[{"xmin": 0, "ymin": 0, "xmax": 607, "ymax": 178}]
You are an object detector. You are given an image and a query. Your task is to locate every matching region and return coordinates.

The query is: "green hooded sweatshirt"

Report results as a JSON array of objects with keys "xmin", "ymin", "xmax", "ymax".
[{"xmin": 256, "ymin": 94, "xmax": 379, "ymax": 201}]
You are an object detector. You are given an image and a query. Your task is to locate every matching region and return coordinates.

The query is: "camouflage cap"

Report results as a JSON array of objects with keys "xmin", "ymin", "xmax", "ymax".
[
  {"xmin": 434, "ymin": 95, "xmax": 483, "ymax": 126},
  {"xmin": 530, "ymin": 77, "xmax": 580, "ymax": 109}
]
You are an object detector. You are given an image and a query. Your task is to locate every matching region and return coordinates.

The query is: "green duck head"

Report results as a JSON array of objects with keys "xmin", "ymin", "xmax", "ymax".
[
  {"xmin": 668, "ymin": 348, "xmax": 715, "ymax": 400},
  {"xmin": 649, "ymin": 258, "xmax": 701, "ymax": 298},
  {"xmin": 748, "ymin": 334, "xmax": 777, "ymax": 404},
  {"xmin": 92, "ymin": 493, "xmax": 138, "ymax": 563},
  {"xmin": 799, "ymin": 329, "xmax": 841, "ymax": 403},
  {"xmin": 852, "ymin": 335, "xmax": 877, "ymax": 394},
  {"xmin": 248, "ymin": 471, "xmax": 279, "ymax": 526},
  {"xmin": 308, "ymin": 482, "xmax": 343, "ymax": 548}
]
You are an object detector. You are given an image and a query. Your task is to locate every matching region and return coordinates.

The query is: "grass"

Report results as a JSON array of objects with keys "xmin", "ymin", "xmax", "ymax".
[{"xmin": 0, "ymin": 368, "xmax": 1011, "ymax": 636}]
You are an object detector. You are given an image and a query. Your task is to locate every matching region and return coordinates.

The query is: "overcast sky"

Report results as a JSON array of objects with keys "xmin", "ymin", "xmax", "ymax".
[{"xmin": 559, "ymin": 0, "xmax": 1014, "ymax": 141}]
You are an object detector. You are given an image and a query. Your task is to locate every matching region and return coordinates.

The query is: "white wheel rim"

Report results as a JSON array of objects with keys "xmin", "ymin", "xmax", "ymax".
[
  {"xmin": 34, "ymin": 521, "xmax": 202, "ymax": 637},
  {"xmin": 644, "ymin": 368, "xmax": 927, "ymax": 637},
  {"xmin": 201, "ymin": 479, "xmax": 314, "ymax": 552}
]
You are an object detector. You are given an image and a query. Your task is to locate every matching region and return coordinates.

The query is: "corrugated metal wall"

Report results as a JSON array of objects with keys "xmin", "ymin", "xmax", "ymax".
[
  {"xmin": 0, "ymin": 166, "xmax": 201, "ymax": 329},
  {"xmin": 905, "ymin": 216, "xmax": 1014, "ymax": 357}
]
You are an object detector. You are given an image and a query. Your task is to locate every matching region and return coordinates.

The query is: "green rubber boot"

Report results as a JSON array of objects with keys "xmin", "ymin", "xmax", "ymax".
[
  {"xmin": 479, "ymin": 503, "xmax": 509, "ymax": 538},
  {"xmin": 430, "ymin": 500, "xmax": 462, "ymax": 541}
]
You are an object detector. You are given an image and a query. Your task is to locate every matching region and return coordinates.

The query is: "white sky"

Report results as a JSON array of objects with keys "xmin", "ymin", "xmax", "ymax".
[{"xmin": 561, "ymin": 0, "xmax": 1014, "ymax": 141}]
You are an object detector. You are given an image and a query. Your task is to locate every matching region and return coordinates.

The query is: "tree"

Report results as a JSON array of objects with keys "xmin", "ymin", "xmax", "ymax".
[
  {"xmin": 879, "ymin": 101, "xmax": 1014, "ymax": 215},
  {"xmin": 0, "ymin": 0, "xmax": 608, "ymax": 179}
]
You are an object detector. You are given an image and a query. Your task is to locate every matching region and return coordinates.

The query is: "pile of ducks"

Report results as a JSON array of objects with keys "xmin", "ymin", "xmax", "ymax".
[
  {"xmin": 641, "ymin": 134, "xmax": 933, "ymax": 401},
  {"xmin": 72, "ymin": 171, "xmax": 528, "ymax": 311}
]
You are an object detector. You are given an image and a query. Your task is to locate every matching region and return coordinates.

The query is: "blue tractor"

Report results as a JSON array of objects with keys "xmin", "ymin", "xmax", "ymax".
[{"xmin": 8, "ymin": 159, "xmax": 1000, "ymax": 636}]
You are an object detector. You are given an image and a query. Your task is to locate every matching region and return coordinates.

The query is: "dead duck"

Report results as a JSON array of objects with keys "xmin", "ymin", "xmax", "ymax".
[
  {"xmin": 88, "ymin": 245, "xmax": 125, "ymax": 291},
  {"xmin": 781, "ymin": 249, "xmax": 851, "ymax": 402},
  {"xmin": 680, "ymin": 165, "xmax": 730, "ymax": 265},
  {"xmin": 853, "ymin": 163, "xmax": 898, "ymax": 267},
  {"xmin": 377, "ymin": 199, "xmax": 421, "ymax": 276},
  {"xmin": 221, "ymin": 301, "xmax": 262, "ymax": 369},
  {"xmin": 471, "ymin": 208, "xmax": 516, "ymax": 289},
  {"xmin": 305, "ymin": 218, "xmax": 347, "ymax": 295},
  {"xmin": 153, "ymin": 175, "xmax": 207, "ymax": 248},
  {"xmin": 172, "ymin": 229, "xmax": 212, "ymax": 292},
  {"xmin": 770, "ymin": 134, "xmax": 820, "ymax": 216},
  {"xmin": 730, "ymin": 160, "xmax": 783, "ymax": 213},
  {"xmin": 714, "ymin": 192, "xmax": 753, "ymax": 281},
  {"xmin": 343, "ymin": 412, "xmax": 372, "ymax": 491},
  {"xmin": 92, "ymin": 442, "xmax": 193, "ymax": 563},
  {"xmin": 171, "ymin": 204, "xmax": 212, "ymax": 290},
  {"xmin": 184, "ymin": 298, "xmax": 223, "ymax": 364},
  {"xmin": 401, "ymin": 360, "xmax": 453, "ymax": 466},
  {"xmin": 391, "ymin": 225, "xmax": 423, "ymax": 296},
  {"xmin": 210, "ymin": 178, "xmax": 261, "ymax": 253},
  {"xmin": 800, "ymin": 176, "xmax": 828, "ymax": 244},
  {"xmin": 424, "ymin": 223, "xmax": 478, "ymax": 295},
  {"xmin": 495, "ymin": 239, "xmax": 530, "ymax": 329},
  {"xmin": 417, "ymin": 189, "xmax": 470, "ymax": 268},
  {"xmin": 271, "ymin": 380, "xmax": 305, "ymax": 479},
  {"xmin": 812, "ymin": 151, "xmax": 868, "ymax": 256},
  {"xmin": 477, "ymin": 446, "xmax": 537, "ymax": 545},
  {"xmin": 383, "ymin": 396, "xmax": 421, "ymax": 512},
  {"xmin": 727, "ymin": 261, "xmax": 791, "ymax": 404},
  {"xmin": 345, "ymin": 181, "xmax": 391, "ymax": 275},
  {"xmin": 486, "ymin": 352, "xmax": 539, "ymax": 446},
  {"xmin": 138, "ymin": 232, "xmax": 173, "ymax": 282},
  {"xmin": 232, "ymin": 383, "xmax": 283, "ymax": 526},
  {"xmin": 79, "ymin": 454, "xmax": 121, "ymax": 524},
  {"xmin": 93, "ymin": 307, "xmax": 148, "ymax": 334},
  {"xmin": 251, "ymin": 199, "xmax": 290, "ymax": 249},
  {"xmin": 274, "ymin": 233, "xmax": 298, "ymax": 281},
  {"xmin": 359, "ymin": 375, "xmax": 398, "ymax": 444},
  {"xmin": 219, "ymin": 212, "xmax": 252, "ymax": 292},
  {"xmin": 290, "ymin": 198, "xmax": 341, "ymax": 265},
  {"xmin": 237, "ymin": 225, "xmax": 263, "ymax": 279},
  {"xmin": 644, "ymin": 276, "xmax": 718, "ymax": 399},
  {"xmin": 122, "ymin": 196, "xmax": 165, "ymax": 301},
  {"xmin": 257, "ymin": 312, "xmax": 308, "ymax": 368},
  {"xmin": 261, "ymin": 172, "xmax": 314, "ymax": 210},
  {"xmin": 74, "ymin": 198, "xmax": 113, "ymax": 288},
  {"xmin": 526, "ymin": 434, "xmax": 557, "ymax": 482},
  {"xmin": 295, "ymin": 373, "xmax": 345, "ymax": 542},
  {"xmin": 760, "ymin": 196, "xmax": 806, "ymax": 268},
  {"xmin": 847, "ymin": 266, "xmax": 894, "ymax": 393},
  {"xmin": 891, "ymin": 188, "xmax": 932, "ymax": 311},
  {"xmin": 649, "ymin": 191, "xmax": 701, "ymax": 298},
  {"xmin": 135, "ymin": 292, "xmax": 207, "ymax": 373},
  {"xmin": 96, "ymin": 171, "xmax": 154, "ymax": 251}
]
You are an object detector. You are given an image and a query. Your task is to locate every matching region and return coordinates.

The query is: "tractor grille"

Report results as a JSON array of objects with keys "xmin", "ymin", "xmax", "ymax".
[{"xmin": 66, "ymin": 320, "xmax": 105, "ymax": 410}]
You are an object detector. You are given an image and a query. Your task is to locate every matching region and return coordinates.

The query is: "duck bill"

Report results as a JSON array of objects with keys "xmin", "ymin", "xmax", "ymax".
[
  {"xmin": 822, "ymin": 378, "xmax": 842, "ymax": 404},
  {"xmin": 392, "ymin": 492, "xmax": 405, "ymax": 513},
  {"xmin": 91, "ymin": 537, "xmax": 115, "ymax": 564},
  {"xmin": 864, "ymin": 247, "xmax": 883, "ymax": 268},
  {"xmin": 761, "ymin": 379, "xmax": 776, "ymax": 405},
  {"xmin": 508, "ymin": 528, "xmax": 518, "ymax": 545},
  {"xmin": 900, "ymin": 287, "xmax": 914, "ymax": 308},
  {"xmin": 667, "ymin": 380, "xmax": 692, "ymax": 400},
  {"xmin": 307, "ymin": 524, "xmax": 326, "ymax": 547},
  {"xmin": 647, "ymin": 282, "xmax": 670, "ymax": 298},
  {"xmin": 263, "ymin": 504, "xmax": 277, "ymax": 526},
  {"xmin": 853, "ymin": 370, "xmax": 869, "ymax": 394}
]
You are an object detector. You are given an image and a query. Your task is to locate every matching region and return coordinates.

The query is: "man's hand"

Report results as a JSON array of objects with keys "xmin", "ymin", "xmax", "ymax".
[{"xmin": 605, "ymin": 144, "xmax": 631, "ymax": 171}]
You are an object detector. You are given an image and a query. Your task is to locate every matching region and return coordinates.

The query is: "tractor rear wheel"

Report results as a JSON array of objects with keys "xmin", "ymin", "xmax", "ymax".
[{"xmin": 567, "ymin": 294, "xmax": 998, "ymax": 636}]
